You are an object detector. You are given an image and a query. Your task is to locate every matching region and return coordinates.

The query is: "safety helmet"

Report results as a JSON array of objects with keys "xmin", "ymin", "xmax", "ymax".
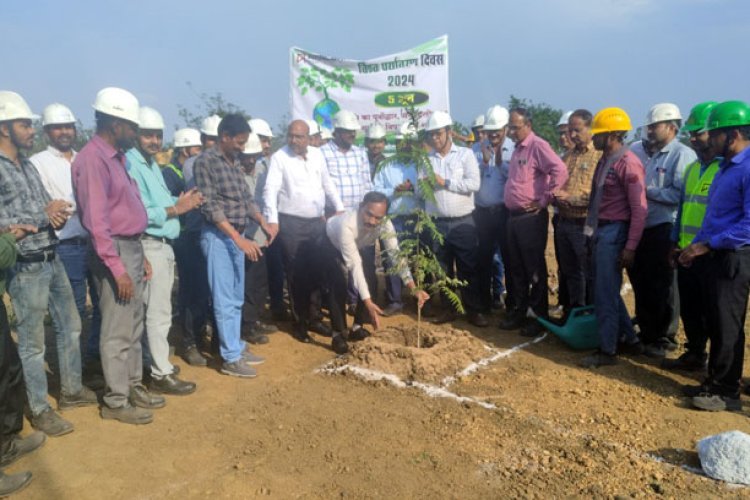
[
  {"xmin": 200, "ymin": 114, "xmax": 221, "ymax": 136},
  {"xmin": 0, "ymin": 91, "xmax": 39, "ymax": 122},
  {"xmin": 92, "ymin": 87, "xmax": 139, "ymax": 124},
  {"xmin": 590, "ymin": 107, "xmax": 633, "ymax": 135},
  {"xmin": 425, "ymin": 111, "xmax": 452, "ymax": 131},
  {"xmin": 138, "ymin": 106, "xmax": 165, "ymax": 130},
  {"xmin": 558, "ymin": 110, "xmax": 574, "ymax": 127},
  {"xmin": 320, "ymin": 127, "xmax": 333, "ymax": 140},
  {"xmin": 366, "ymin": 122, "xmax": 386, "ymax": 140},
  {"xmin": 471, "ymin": 114, "xmax": 485, "ymax": 129},
  {"xmin": 174, "ymin": 128, "xmax": 201, "ymax": 148},
  {"xmin": 646, "ymin": 103, "xmax": 682, "ymax": 126},
  {"xmin": 682, "ymin": 101, "xmax": 719, "ymax": 133},
  {"xmin": 484, "ymin": 105, "xmax": 510, "ymax": 131},
  {"xmin": 243, "ymin": 132, "xmax": 263, "ymax": 155},
  {"xmin": 704, "ymin": 100, "xmax": 750, "ymax": 131},
  {"xmin": 305, "ymin": 119, "xmax": 321, "ymax": 136},
  {"xmin": 42, "ymin": 103, "xmax": 76, "ymax": 126},
  {"xmin": 333, "ymin": 110, "xmax": 361, "ymax": 131},
  {"xmin": 248, "ymin": 118, "xmax": 273, "ymax": 138}
]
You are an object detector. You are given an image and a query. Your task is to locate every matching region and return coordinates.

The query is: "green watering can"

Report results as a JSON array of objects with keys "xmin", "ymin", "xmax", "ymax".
[{"xmin": 536, "ymin": 306, "xmax": 600, "ymax": 350}]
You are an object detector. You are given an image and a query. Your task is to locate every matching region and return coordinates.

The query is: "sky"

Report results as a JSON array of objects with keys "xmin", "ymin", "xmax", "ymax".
[{"xmin": 4, "ymin": 0, "xmax": 748, "ymax": 140}]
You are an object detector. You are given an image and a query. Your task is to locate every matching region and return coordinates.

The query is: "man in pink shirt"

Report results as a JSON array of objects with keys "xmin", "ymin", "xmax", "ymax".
[
  {"xmin": 72, "ymin": 87, "xmax": 161, "ymax": 425},
  {"xmin": 580, "ymin": 108, "xmax": 647, "ymax": 368},
  {"xmin": 500, "ymin": 108, "xmax": 568, "ymax": 336}
]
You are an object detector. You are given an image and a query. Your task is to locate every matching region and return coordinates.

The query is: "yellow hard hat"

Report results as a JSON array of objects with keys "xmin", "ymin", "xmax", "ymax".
[
  {"xmin": 467, "ymin": 131, "xmax": 475, "ymax": 142},
  {"xmin": 591, "ymin": 107, "xmax": 633, "ymax": 135}
]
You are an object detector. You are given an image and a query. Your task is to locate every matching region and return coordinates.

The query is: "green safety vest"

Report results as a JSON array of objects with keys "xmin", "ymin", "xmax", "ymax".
[
  {"xmin": 164, "ymin": 163, "xmax": 184, "ymax": 180},
  {"xmin": 678, "ymin": 159, "xmax": 720, "ymax": 248}
]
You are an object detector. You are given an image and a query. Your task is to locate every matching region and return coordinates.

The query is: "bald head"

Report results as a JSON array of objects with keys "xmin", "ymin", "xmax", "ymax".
[{"xmin": 288, "ymin": 120, "xmax": 310, "ymax": 156}]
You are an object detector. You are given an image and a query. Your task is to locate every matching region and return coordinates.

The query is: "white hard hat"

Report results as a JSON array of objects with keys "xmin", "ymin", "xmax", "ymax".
[
  {"xmin": 200, "ymin": 114, "xmax": 221, "ymax": 136},
  {"xmin": 483, "ymin": 105, "xmax": 509, "ymax": 131},
  {"xmin": 646, "ymin": 103, "xmax": 682, "ymax": 126},
  {"xmin": 138, "ymin": 106, "xmax": 164, "ymax": 130},
  {"xmin": 396, "ymin": 121, "xmax": 418, "ymax": 139},
  {"xmin": 426, "ymin": 111, "xmax": 452, "ymax": 132},
  {"xmin": 333, "ymin": 110, "xmax": 361, "ymax": 131},
  {"xmin": 92, "ymin": 87, "xmax": 139, "ymax": 124},
  {"xmin": 243, "ymin": 132, "xmax": 263, "ymax": 155},
  {"xmin": 305, "ymin": 119, "xmax": 321, "ymax": 136},
  {"xmin": 558, "ymin": 110, "xmax": 574, "ymax": 127},
  {"xmin": 42, "ymin": 103, "xmax": 76, "ymax": 126},
  {"xmin": 366, "ymin": 123, "xmax": 386, "ymax": 140},
  {"xmin": 248, "ymin": 118, "xmax": 274, "ymax": 138},
  {"xmin": 320, "ymin": 127, "xmax": 333, "ymax": 140},
  {"xmin": 174, "ymin": 128, "xmax": 201, "ymax": 148},
  {"xmin": 0, "ymin": 91, "xmax": 38, "ymax": 121},
  {"xmin": 471, "ymin": 114, "xmax": 485, "ymax": 129}
]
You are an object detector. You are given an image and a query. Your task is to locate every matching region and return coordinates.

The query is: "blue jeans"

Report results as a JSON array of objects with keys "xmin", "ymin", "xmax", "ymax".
[
  {"xmin": 201, "ymin": 226, "xmax": 245, "ymax": 363},
  {"xmin": 593, "ymin": 222, "xmax": 638, "ymax": 355},
  {"xmin": 56, "ymin": 242, "xmax": 101, "ymax": 362},
  {"xmin": 7, "ymin": 256, "xmax": 83, "ymax": 416}
]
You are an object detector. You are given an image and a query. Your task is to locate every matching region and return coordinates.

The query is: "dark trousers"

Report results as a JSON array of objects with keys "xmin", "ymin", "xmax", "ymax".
[
  {"xmin": 277, "ymin": 214, "xmax": 326, "ymax": 329},
  {"xmin": 180, "ymin": 231, "xmax": 212, "ymax": 349},
  {"xmin": 0, "ymin": 303, "xmax": 25, "ymax": 454},
  {"xmin": 264, "ymin": 239, "xmax": 286, "ymax": 314},
  {"xmin": 474, "ymin": 205, "xmax": 503, "ymax": 313},
  {"xmin": 554, "ymin": 217, "xmax": 592, "ymax": 309},
  {"xmin": 430, "ymin": 214, "xmax": 481, "ymax": 313},
  {"xmin": 497, "ymin": 205, "xmax": 514, "ymax": 310},
  {"xmin": 677, "ymin": 258, "xmax": 711, "ymax": 355},
  {"xmin": 628, "ymin": 223, "xmax": 675, "ymax": 345},
  {"xmin": 384, "ymin": 215, "xmax": 414, "ymax": 307},
  {"xmin": 242, "ymin": 253, "xmax": 268, "ymax": 327},
  {"xmin": 702, "ymin": 249, "xmax": 750, "ymax": 396},
  {"xmin": 506, "ymin": 209, "xmax": 549, "ymax": 318}
]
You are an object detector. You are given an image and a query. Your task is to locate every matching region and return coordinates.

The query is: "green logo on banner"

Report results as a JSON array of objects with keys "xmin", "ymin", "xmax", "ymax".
[{"xmin": 374, "ymin": 91, "xmax": 429, "ymax": 108}]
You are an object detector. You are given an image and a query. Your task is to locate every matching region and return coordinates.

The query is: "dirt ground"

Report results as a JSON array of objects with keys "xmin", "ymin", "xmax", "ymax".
[{"xmin": 7, "ymin": 243, "xmax": 750, "ymax": 499}]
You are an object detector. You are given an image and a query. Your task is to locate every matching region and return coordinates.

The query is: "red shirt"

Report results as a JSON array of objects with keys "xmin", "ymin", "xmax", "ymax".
[
  {"xmin": 596, "ymin": 150, "xmax": 647, "ymax": 251},
  {"xmin": 504, "ymin": 132, "xmax": 568, "ymax": 211}
]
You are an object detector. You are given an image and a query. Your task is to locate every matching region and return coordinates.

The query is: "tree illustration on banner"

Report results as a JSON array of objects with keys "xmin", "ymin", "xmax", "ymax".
[{"xmin": 296, "ymin": 66, "xmax": 354, "ymax": 130}]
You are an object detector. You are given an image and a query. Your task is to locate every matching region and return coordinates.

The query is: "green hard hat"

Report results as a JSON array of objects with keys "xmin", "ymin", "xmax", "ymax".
[
  {"xmin": 682, "ymin": 101, "xmax": 718, "ymax": 132},
  {"xmin": 705, "ymin": 100, "xmax": 750, "ymax": 131}
]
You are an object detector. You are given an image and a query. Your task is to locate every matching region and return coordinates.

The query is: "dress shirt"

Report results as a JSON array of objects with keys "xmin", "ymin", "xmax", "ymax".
[
  {"xmin": 695, "ymin": 145, "xmax": 750, "ymax": 250},
  {"xmin": 369, "ymin": 152, "xmax": 385, "ymax": 180},
  {"xmin": 126, "ymin": 148, "xmax": 180, "ymax": 240},
  {"xmin": 72, "ymin": 135, "xmax": 148, "ymax": 278},
  {"xmin": 558, "ymin": 142, "xmax": 601, "ymax": 219},
  {"xmin": 326, "ymin": 210, "xmax": 411, "ymax": 301},
  {"xmin": 504, "ymin": 132, "xmax": 568, "ymax": 212},
  {"xmin": 194, "ymin": 146, "xmax": 256, "ymax": 228},
  {"xmin": 373, "ymin": 161, "xmax": 422, "ymax": 215},
  {"xmin": 643, "ymin": 138, "xmax": 696, "ymax": 227},
  {"xmin": 320, "ymin": 141, "xmax": 372, "ymax": 210},
  {"xmin": 473, "ymin": 137, "xmax": 515, "ymax": 166},
  {"xmin": 264, "ymin": 145, "xmax": 344, "ymax": 224},
  {"xmin": 425, "ymin": 143, "xmax": 480, "ymax": 217},
  {"xmin": 0, "ymin": 151, "xmax": 56, "ymax": 255},
  {"xmin": 30, "ymin": 146, "xmax": 88, "ymax": 241},
  {"xmin": 629, "ymin": 140, "xmax": 651, "ymax": 167}
]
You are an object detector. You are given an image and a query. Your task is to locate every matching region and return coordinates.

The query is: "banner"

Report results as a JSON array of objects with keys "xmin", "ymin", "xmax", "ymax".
[{"xmin": 289, "ymin": 35, "xmax": 449, "ymax": 136}]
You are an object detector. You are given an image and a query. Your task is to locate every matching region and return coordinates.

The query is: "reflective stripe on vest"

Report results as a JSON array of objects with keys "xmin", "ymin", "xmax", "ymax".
[
  {"xmin": 678, "ymin": 159, "xmax": 719, "ymax": 248},
  {"xmin": 165, "ymin": 163, "xmax": 184, "ymax": 180}
]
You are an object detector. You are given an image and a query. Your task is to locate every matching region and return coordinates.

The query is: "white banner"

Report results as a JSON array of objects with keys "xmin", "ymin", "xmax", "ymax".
[{"xmin": 289, "ymin": 35, "xmax": 449, "ymax": 137}]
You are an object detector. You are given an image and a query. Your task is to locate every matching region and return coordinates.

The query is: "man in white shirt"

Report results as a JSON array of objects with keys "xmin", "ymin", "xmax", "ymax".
[
  {"xmin": 424, "ymin": 111, "xmax": 487, "ymax": 327},
  {"xmin": 30, "ymin": 104, "xmax": 102, "ymax": 368},
  {"xmin": 316, "ymin": 191, "xmax": 429, "ymax": 354},
  {"xmin": 264, "ymin": 120, "xmax": 344, "ymax": 343}
]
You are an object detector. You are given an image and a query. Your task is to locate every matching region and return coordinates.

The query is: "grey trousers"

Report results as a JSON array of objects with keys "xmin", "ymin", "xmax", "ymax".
[{"xmin": 90, "ymin": 238, "xmax": 145, "ymax": 408}]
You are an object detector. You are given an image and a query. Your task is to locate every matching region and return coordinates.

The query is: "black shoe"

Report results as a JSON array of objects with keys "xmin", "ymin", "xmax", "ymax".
[
  {"xmin": 181, "ymin": 346, "xmax": 208, "ymax": 366},
  {"xmin": 467, "ymin": 312, "xmax": 489, "ymax": 328},
  {"xmin": 519, "ymin": 321, "xmax": 544, "ymax": 337},
  {"xmin": 101, "ymin": 404, "xmax": 153, "ymax": 425},
  {"xmin": 332, "ymin": 335, "xmax": 349, "ymax": 355},
  {"xmin": 0, "ymin": 432, "xmax": 46, "ymax": 468},
  {"xmin": 58, "ymin": 387, "xmax": 99, "ymax": 410},
  {"xmin": 618, "ymin": 340, "xmax": 645, "ymax": 356},
  {"xmin": 130, "ymin": 384, "xmax": 166, "ymax": 409},
  {"xmin": 0, "ymin": 470, "xmax": 33, "ymax": 496},
  {"xmin": 309, "ymin": 320, "xmax": 333, "ymax": 337},
  {"xmin": 643, "ymin": 342, "xmax": 669, "ymax": 358},
  {"xmin": 498, "ymin": 315, "xmax": 526, "ymax": 331},
  {"xmin": 348, "ymin": 325, "xmax": 371, "ymax": 342},
  {"xmin": 580, "ymin": 350, "xmax": 618, "ymax": 368},
  {"xmin": 432, "ymin": 311, "xmax": 457, "ymax": 325},
  {"xmin": 148, "ymin": 374, "xmax": 197, "ymax": 396},
  {"xmin": 271, "ymin": 309, "xmax": 291, "ymax": 322},
  {"xmin": 681, "ymin": 383, "xmax": 710, "ymax": 398},
  {"xmin": 662, "ymin": 351, "xmax": 707, "ymax": 371},
  {"xmin": 292, "ymin": 326, "xmax": 312, "ymax": 343},
  {"xmin": 242, "ymin": 327, "xmax": 270, "ymax": 345}
]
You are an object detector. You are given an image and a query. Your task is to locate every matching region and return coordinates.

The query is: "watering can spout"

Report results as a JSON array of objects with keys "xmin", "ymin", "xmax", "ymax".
[{"xmin": 535, "ymin": 306, "xmax": 599, "ymax": 350}]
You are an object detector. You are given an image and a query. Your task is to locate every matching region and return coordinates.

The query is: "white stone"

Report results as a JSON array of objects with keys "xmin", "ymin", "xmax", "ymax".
[{"xmin": 697, "ymin": 430, "xmax": 750, "ymax": 485}]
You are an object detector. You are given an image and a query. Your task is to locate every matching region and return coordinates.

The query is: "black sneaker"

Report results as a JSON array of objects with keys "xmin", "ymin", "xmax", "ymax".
[
  {"xmin": 661, "ymin": 352, "xmax": 707, "ymax": 372},
  {"xmin": 332, "ymin": 335, "xmax": 349, "ymax": 355},
  {"xmin": 691, "ymin": 393, "xmax": 742, "ymax": 412}
]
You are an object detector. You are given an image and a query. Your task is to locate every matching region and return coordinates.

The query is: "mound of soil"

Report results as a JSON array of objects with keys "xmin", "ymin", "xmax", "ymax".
[{"xmin": 340, "ymin": 324, "xmax": 491, "ymax": 384}]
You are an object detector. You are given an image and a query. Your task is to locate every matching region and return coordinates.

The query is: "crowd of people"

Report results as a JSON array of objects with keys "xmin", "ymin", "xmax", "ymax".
[{"xmin": 0, "ymin": 86, "xmax": 749, "ymax": 494}]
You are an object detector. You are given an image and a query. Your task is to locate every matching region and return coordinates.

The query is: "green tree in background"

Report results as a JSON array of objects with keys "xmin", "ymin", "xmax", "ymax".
[
  {"xmin": 177, "ymin": 82, "xmax": 248, "ymax": 130},
  {"xmin": 508, "ymin": 95, "xmax": 563, "ymax": 149}
]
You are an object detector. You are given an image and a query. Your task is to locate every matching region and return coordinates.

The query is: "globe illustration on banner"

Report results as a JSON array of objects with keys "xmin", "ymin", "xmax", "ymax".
[{"xmin": 313, "ymin": 98, "xmax": 341, "ymax": 130}]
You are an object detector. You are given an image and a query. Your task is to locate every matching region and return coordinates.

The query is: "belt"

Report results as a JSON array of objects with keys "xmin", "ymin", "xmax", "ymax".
[
  {"xmin": 598, "ymin": 219, "xmax": 626, "ymax": 226},
  {"xmin": 558, "ymin": 216, "xmax": 587, "ymax": 226},
  {"xmin": 143, "ymin": 234, "xmax": 174, "ymax": 245},
  {"xmin": 114, "ymin": 234, "xmax": 142, "ymax": 241},
  {"xmin": 475, "ymin": 204, "xmax": 503, "ymax": 212},
  {"xmin": 59, "ymin": 237, "xmax": 89, "ymax": 246},
  {"xmin": 434, "ymin": 213, "xmax": 473, "ymax": 223},
  {"xmin": 17, "ymin": 248, "xmax": 56, "ymax": 263},
  {"xmin": 509, "ymin": 208, "xmax": 541, "ymax": 217}
]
